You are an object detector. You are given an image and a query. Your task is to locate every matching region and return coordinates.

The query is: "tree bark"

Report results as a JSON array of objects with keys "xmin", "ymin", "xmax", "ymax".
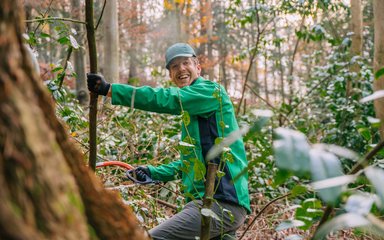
[
  {"xmin": 373, "ymin": 0, "xmax": 384, "ymax": 139},
  {"xmin": 348, "ymin": 0, "xmax": 363, "ymax": 96},
  {"xmin": 72, "ymin": 0, "xmax": 89, "ymax": 105},
  {"xmin": 0, "ymin": 1, "xmax": 147, "ymax": 239},
  {"xmin": 103, "ymin": 0, "xmax": 119, "ymax": 83}
]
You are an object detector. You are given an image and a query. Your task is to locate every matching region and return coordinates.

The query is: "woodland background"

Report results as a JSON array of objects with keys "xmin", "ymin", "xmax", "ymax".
[{"xmin": 1, "ymin": 0, "xmax": 384, "ymax": 239}]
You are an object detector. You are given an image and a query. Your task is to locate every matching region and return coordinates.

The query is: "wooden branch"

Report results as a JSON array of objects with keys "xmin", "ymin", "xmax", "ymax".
[
  {"xmin": 200, "ymin": 163, "xmax": 218, "ymax": 240},
  {"xmin": 95, "ymin": 0, "xmax": 107, "ymax": 31},
  {"xmin": 85, "ymin": 0, "xmax": 99, "ymax": 171},
  {"xmin": 24, "ymin": 17, "xmax": 86, "ymax": 24},
  {"xmin": 58, "ymin": 47, "xmax": 73, "ymax": 90}
]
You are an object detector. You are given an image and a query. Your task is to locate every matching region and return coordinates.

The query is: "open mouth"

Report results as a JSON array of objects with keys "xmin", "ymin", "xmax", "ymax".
[{"xmin": 178, "ymin": 74, "xmax": 190, "ymax": 81}]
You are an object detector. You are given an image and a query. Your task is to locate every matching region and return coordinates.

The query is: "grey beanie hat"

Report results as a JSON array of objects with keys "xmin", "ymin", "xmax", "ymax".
[{"xmin": 165, "ymin": 43, "xmax": 196, "ymax": 69}]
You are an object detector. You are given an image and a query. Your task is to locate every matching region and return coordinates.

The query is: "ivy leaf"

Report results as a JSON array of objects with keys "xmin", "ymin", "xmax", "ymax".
[
  {"xmin": 273, "ymin": 128, "xmax": 311, "ymax": 175},
  {"xmin": 181, "ymin": 111, "xmax": 190, "ymax": 126},
  {"xmin": 216, "ymin": 170, "xmax": 225, "ymax": 178},
  {"xmin": 223, "ymin": 208, "xmax": 234, "ymax": 223},
  {"xmin": 375, "ymin": 67, "xmax": 384, "ymax": 79},
  {"xmin": 193, "ymin": 158, "xmax": 206, "ymax": 181},
  {"xmin": 365, "ymin": 167, "xmax": 384, "ymax": 209},
  {"xmin": 309, "ymin": 149, "xmax": 345, "ymax": 205},
  {"xmin": 313, "ymin": 213, "xmax": 370, "ymax": 240}
]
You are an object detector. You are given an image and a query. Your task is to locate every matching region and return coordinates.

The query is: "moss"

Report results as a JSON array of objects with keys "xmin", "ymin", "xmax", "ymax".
[{"xmin": 68, "ymin": 190, "xmax": 85, "ymax": 214}]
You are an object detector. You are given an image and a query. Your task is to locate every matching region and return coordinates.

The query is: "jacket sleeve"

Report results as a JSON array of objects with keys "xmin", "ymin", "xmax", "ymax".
[
  {"xmin": 147, "ymin": 160, "xmax": 183, "ymax": 182},
  {"xmin": 111, "ymin": 80, "xmax": 221, "ymax": 116}
]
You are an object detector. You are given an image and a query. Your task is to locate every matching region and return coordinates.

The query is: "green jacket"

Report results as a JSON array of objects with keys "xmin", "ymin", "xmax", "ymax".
[{"xmin": 111, "ymin": 77, "xmax": 250, "ymax": 213}]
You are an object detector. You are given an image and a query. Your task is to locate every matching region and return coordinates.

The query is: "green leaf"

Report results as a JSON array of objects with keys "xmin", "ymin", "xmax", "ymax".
[
  {"xmin": 313, "ymin": 213, "xmax": 370, "ymax": 240},
  {"xmin": 181, "ymin": 111, "xmax": 190, "ymax": 126},
  {"xmin": 52, "ymin": 66, "xmax": 64, "ymax": 73},
  {"xmin": 223, "ymin": 151, "xmax": 234, "ymax": 163},
  {"xmin": 309, "ymin": 149, "xmax": 345, "ymax": 205},
  {"xmin": 275, "ymin": 220, "xmax": 305, "ymax": 231},
  {"xmin": 272, "ymin": 169, "xmax": 291, "ymax": 187},
  {"xmin": 40, "ymin": 32, "xmax": 51, "ymax": 38},
  {"xmin": 223, "ymin": 208, "xmax": 234, "ymax": 223},
  {"xmin": 375, "ymin": 67, "xmax": 384, "ymax": 79},
  {"xmin": 193, "ymin": 158, "xmax": 206, "ymax": 181},
  {"xmin": 365, "ymin": 167, "xmax": 384, "ymax": 209},
  {"xmin": 216, "ymin": 170, "xmax": 225, "ymax": 178},
  {"xmin": 273, "ymin": 128, "xmax": 311, "ymax": 175},
  {"xmin": 357, "ymin": 127, "xmax": 372, "ymax": 141},
  {"xmin": 57, "ymin": 36, "xmax": 70, "ymax": 45},
  {"xmin": 291, "ymin": 185, "xmax": 308, "ymax": 197}
]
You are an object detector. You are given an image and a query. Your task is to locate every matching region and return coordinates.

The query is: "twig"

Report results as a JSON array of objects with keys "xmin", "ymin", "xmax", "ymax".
[
  {"xmin": 58, "ymin": 47, "xmax": 73, "ymax": 90},
  {"xmin": 239, "ymin": 193, "xmax": 291, "ymax": 240},
  {"xmin": 95, "ymin": 0, "xmax": 107, "ymax": 30},
  {"xmin": 25, "ymin": 17, "xmax": 86, "ymax": 24}
]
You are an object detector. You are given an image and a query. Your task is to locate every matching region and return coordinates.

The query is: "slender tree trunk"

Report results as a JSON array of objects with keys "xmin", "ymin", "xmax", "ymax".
[
  {"xmin": 103, "ymin": 0, "xmax": 119, "ymax": 83},
  {"xmin": 373, "ymin": 0, "xmax": 384, "ymax": 139},
  {"xmin": 128, "ymin": 0, "xmax": 139, "ymax": 85},
  {"xmin": 263, "ymin": 50, "xmax": 270, "ymax": 103},
  {"xmin": 288, "ymin": 17, "xmax": 305, "ymax": 105},
  {"xmin": 206, "ymin": 0, "xmax": 214, "ymax": 80},
  {"xmin": 0, "ymin": 1, "xmax": 147, "ymax": 239},
  {"xmin": 348, "ymin": 0, "xmax": 363, "ymax": 96},
  {"xmin": 72, "ymin": 0, "xmax": 89, "ymax": 105}
]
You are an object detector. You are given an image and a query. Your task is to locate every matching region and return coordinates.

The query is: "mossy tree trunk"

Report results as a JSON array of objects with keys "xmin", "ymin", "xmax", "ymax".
[{"xmin": 0, "ymin": 1, "xmax": 147, "ymax": 239}]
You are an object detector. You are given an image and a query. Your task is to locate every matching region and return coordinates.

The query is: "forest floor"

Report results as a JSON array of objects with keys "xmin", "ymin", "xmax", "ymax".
[{"xmin": 98, "ymin": 169, "xmax": 379, "ymax": 240}]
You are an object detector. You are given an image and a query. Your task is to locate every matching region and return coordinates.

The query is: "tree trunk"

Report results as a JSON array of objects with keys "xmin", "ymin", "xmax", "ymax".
[
  {"xmin": 0, "ymin": 1, "xmax": 147, "ymax": 239},
  {"xmin": 128, "ymin": 0, "xmax": 139, "ymax": 85},
  {"xmin": 72, "ymin": 0, "xmax": 89, "ymax": 105},
  {"xmin": 103, "ymin": 0, "xmax": 120, "ymax": 83},
  {"xmin": 374, "ymin": 0, "xmax": 384, "ymax": 139},
  {"xmin": 348, "ymin": 0, "xmax": 363, "ymax": 96},
  {"xmin": 263, "ymin": 50, "xmax": 270, "ymax": 103}
]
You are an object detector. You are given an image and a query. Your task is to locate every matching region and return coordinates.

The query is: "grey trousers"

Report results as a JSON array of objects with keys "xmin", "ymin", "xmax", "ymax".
[{"xmin": 149, "ymin": 200, "xmax": 246, "ymax": 240}]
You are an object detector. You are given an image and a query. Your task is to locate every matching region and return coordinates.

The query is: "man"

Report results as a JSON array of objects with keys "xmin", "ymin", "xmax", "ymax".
[{"xmin": 87, "ymin": 43, "xmax": 250, "ymax": 240}]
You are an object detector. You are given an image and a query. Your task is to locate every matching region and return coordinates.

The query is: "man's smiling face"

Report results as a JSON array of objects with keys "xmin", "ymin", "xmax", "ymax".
[{"xmin": 168, "ymin": 57, "xmax": 201, "ymax": 88}]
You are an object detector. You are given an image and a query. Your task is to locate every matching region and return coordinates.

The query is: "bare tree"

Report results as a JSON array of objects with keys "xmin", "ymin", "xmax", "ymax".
[{"xmin": 373, "ymin": 0, "xmax": 384, "ymax": 139}]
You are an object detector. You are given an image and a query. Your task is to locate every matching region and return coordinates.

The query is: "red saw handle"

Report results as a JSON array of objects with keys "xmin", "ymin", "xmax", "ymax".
[{"xmin": 95, "ymin": 161, "xmax": 134, "ymax": 170}]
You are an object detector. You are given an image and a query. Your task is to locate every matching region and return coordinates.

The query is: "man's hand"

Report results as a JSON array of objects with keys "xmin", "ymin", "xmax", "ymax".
[
  {"xmin": 134, "ymin": 166, "xmax": 151, "ymax": 182},
  {"xmin": 87, "ymin": 73, "xmax": 111, "ymax": 96}
]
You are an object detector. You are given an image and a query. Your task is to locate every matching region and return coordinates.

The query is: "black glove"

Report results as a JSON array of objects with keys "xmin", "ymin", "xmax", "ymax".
[
  {"xmin": 87, "ymin": 73, "xmax": 111, "ymax": 96},
  {"xmin": 134, "ymin": 166, "xmax": 151, "ymax": 182}
]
